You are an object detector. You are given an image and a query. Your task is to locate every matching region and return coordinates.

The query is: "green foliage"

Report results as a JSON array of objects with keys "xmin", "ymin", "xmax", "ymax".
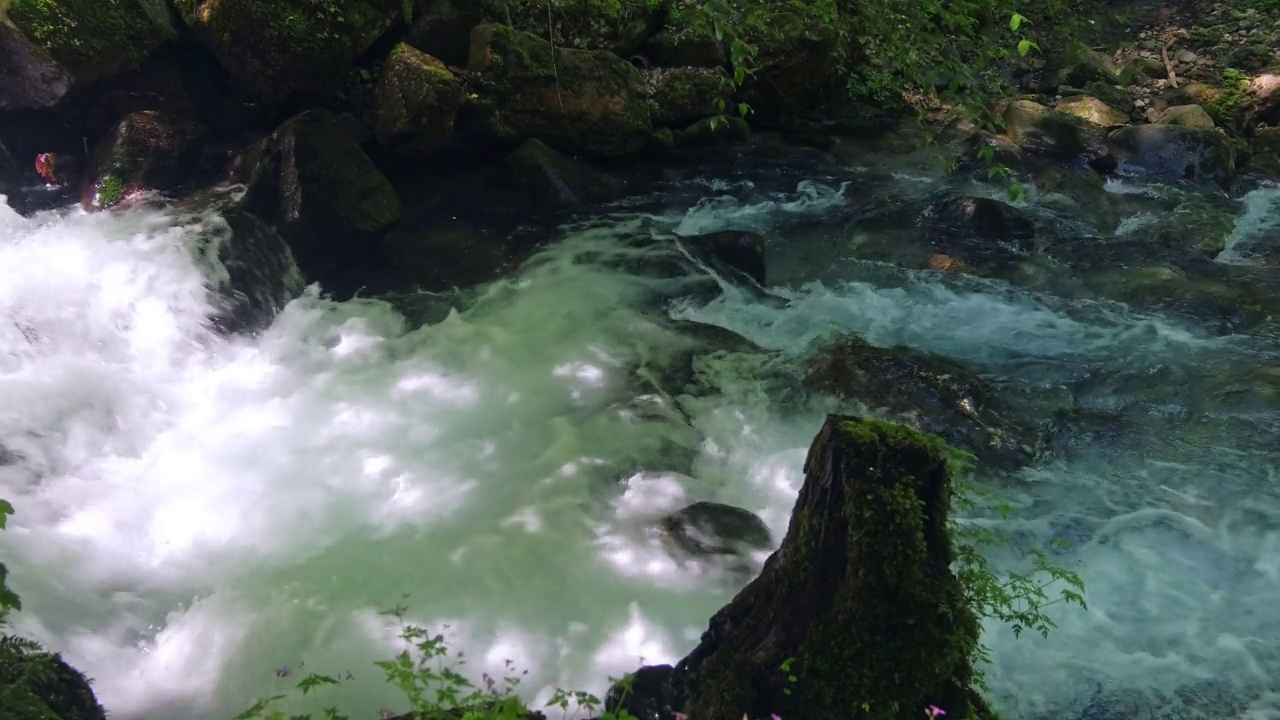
[
  {"xmin": 0, "ymin": 499, "xmax": 19, "ymax": 625},
  {"xmin": 1204, "ymin": 67, "xmax": 1251, "ymax": 126},
  {"xmin": 947, "ymin": 462, "xmax": 1088, "ymax": 688}
]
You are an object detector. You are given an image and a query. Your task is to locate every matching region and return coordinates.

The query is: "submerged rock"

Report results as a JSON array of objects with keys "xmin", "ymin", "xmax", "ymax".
[
  {"xmin": 240, "ymin": 108, "xmax": 402, "ymax": 282},
  {"xmin": 502, "ymin": 138, "xmax": 627, "ymax": 207},
  {"xmin": 1108, "ymin": 124, "xmax": 1234, "ymax": 187},
  {"xmin": 173, "ymin": 0, "xmax": 399, "ymax": 106},
  {"xmin": 662, "ymin": 416, "xmax": 988, "ymax": 720},
  {"xmin": 802, "ymin": 335, "xmax": 1040, "ymax": 470},
  {"xmin": 927, "ymin": 194, "xmax": 1037, "ymax": 271},
  {"xmin": 679, "ymin": 229, "xmax": 767, "ymax": 286},
  {"xmin": 81, "ymin": 111, "xmax": 206, "ymax": 211},
  {"xmin": 465, "ymin": 24, "xmax": 654, "ymax": 157},
  {"xmin": 0, "ymin": 0, "xmax": 176, "ymax": 110},
  {"xmin": 658, "ymin": 501, "xmax": 772, "ymax": 558},
  {"xmin": 372, "ymin": 43, "xmax": 465, "ymax": 158}
]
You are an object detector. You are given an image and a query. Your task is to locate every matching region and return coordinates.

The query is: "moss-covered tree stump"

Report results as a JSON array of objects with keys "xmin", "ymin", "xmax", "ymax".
[{"xmin": 671, "ymin": 415, "xmax": 988, "ymax": 720}]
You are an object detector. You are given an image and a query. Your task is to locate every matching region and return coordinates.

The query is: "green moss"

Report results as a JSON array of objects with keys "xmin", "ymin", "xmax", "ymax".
[
  {"xmin": 681, "ymin": 416, "xmax": 986, "ymax": 720},
  {"xmin": 93, "ymin": 173, "xmax": 126, "ymax": 209},
  {"xmin": 7, "ymin": 0, "xmax": 174, "ymax": 80}
]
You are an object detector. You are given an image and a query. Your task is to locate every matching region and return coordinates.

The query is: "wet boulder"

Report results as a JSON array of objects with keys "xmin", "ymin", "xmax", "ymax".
[
  {"xmin": 81, "ymin": 111, "xmax": 206, "ymax": 211},
  {"xmin": 173, "ymin": 0, "xmax": 400, "ymax": 106},
  {"xmin": 0, "ymin": 0, "xmax": 176, "ymax": 110},
  {"xmin": 658, "ymin": 501, "xmax": 772, "ymax": 558},
  {"xmin": 502, "ymin": 138, "xmax": 627, "ymax": 207},
  {"xmin": 407, "ymin": 0, "xmax": 662, "ymax": 66},
  {"xmin": 240, "ymin": 109, "xmax": 402, "ymax": 282},
  {"xmin": 375, "ymin": 214, "xmax": 516, "ymax": 293},
  {"xmin": 927, "ymin": 194, "xmax": 1036, "ymax": 272},
  {"xmin": 645, "ymin": 24, "xmax": 725, "ymax": 68},
  {"xmin": 670, "ymin": 416, "xmax": 988, "ymax": 720},
  {"xmin": 1108, "ymin": 124, "xmax": 1234, "ymax": 187},
  {"xmin": 674, "ymin": 116, "xmax": 751, "ymax": 147},
  {"xmin": 372, "ymin": 43, "xmax": 464, "ymax": 158},
  {"xmin": 1053, "ymin": 95, "xmax": 1130, "ymax": 127},
  {"xmin": 802, "ymin": 335, "xmax": 1040, "ymax": 470},
  {"xmin": 1002, "ymin": 99, "xmax": 1113, "ymax": 168},
  {"xmin": 465, "ymin": 24, "xmax": 654, "ymax": 158},
  {"xmin": 645, "ymin": 67, "xmax": 733, "ymax": 128}
]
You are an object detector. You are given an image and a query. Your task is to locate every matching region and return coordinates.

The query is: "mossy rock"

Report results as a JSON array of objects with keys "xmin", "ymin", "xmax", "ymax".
[
  {"xmin": 1156, "ymin": 104, "xmax": 1216, "ymax": 129},
  {"xmin": 406, "ymin": 0, "xmax": 664, "ymax": 65},
  {"xmin": 0, "ymin": 0, "xmax": 175, "ymax": 108},
  {"xmin": 465, "ymin": 24, "xmax": 654, "ymax": 157},
  {"xmin": 645, "ymin": 67, "xmax": 733, "ymax": 127},
  {"xmin": 659, "ymin": 501, "xmax": 772, "ymax": 557},
  {"xmin": 372, "ymin": 43, "xmax": 464, "ymax": 157},
  {"xmin": 1117, "ymin": 56, "xmax": 1165, "ymax": 85},
  {"xmin": 241, "ymin": 109, "xmax": 402, "ymax": 279},
  {"xmin": 674, "ymin": 115, "xmax": 751, "ymax": 146},
  {"xmin": 174, "ymin": 0, "xmax": 400, "ymax": 105},
  {"xmin": 671, "ymin": 415, "xmax": 988, "ymax": 720},
  {"xmin": 502, "ymin": 137, "xmax": 627, "ymax": 206}
]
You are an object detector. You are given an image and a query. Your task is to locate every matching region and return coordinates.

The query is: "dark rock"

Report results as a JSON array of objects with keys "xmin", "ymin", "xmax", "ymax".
[
  {"xmin": 678, "ymin": 229, "xmax": 767, "ymax": 286},
  {"xmin": 1108, "ymin": 124, "xmax": 1234, "ymax": 187},
  {"xmin": 376, "ymin": 214, "xmax": 516, "ymax": 293},
  {"xmin": 645, "ymin": 67, "xmax": 733, "ymax": 128},
  {"xmin": 1117, "ymin": 56, "xmax": 1165, "ymax": 85},
  {"xmin": 802, "ymin": 336, "xmax": 1040, "ymax": 470},
  {"xmin": 372, "ymin": 43, "xmax": 464, "ymax": 158},
  {"xmin": 1251, "ymin": 72, "xmax": 1280, "ymax": 125},
  {"xmin": 407, "ymin": 0, "xmax": 662, "ymax": 66},
  {"xmin": 502, "ymin": 138, "xmax": 627, "ymax": 207},
  {"xmin": 606, "ymin": 664, "xmax": 680, "ymax": 720},
  {"xmin": 1250, "ymin": 126, "xmax": 1280, "ymax": 177},
  {"xmin": 1223, "ymin": 44, "xmax": 1276, "ymax": 73},
  {"xmin": 0, "ymin": 0, "xmax": 176, "ymax": 110},
  {"xmin": 173, "ymin": 0, "xmax": 400, "ymax": 106},
  {"xmin": 240, "ymin": 108, "xmax": 402, "ymax": 282},
  {"xmin": 203, "ymin": 205, "xmax": 305, "ymax": 335},
  {"xmin": 645, "ymin": 25, "xmax": 726, "ymax": 68},
  {"xmin": 659, "ymin": 501, "xmax": 773, "ymax": 557},
  {"xmin": 81, "ymin": 111, "xmax": 207, "ymax": 211},
  {"xmin": 465, "ymin": 24, "xmax": 654, "ymax": 158},
  {"xmin": 927, "ymin": 194, "xmax": 1036, "ymax": 269},
  {"xmin": 671, "ymin": 416, "xmax": 988, "ymax": 720},
  {"xmin": 733, "ymin": 2, "xmax": 846, "ymax": 125},
  {"xmin": 1039, "ymin": 47, "xmax": 1120, "ymax": 92}
]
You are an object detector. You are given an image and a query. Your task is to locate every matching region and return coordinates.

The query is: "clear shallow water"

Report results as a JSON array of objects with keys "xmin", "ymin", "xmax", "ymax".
[{"xmin": 1, "ymin": 165, "xmax": 1279, "ymax": 720}]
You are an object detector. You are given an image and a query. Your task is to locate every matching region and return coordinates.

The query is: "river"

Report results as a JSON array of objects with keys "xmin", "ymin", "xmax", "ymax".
[{"xmin": 2, "ymin": 141, "xmax": 1279, "ymax": 720}]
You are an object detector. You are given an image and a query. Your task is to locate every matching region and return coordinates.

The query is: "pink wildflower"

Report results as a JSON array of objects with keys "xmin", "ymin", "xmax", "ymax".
[{"xmin": 926, "ymin": 705, "xmax": 947, "ymax": 720}]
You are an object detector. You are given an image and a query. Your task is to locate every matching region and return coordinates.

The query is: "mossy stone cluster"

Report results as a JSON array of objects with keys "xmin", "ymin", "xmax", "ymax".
[
  {"xmin": 466, "ymin": 24, "xmax": 655, "ymax": 157},
  {"xmin": 372, "ymin": 42, "xmax": 465, "ymax": 157},
  {"xmin": 672, "ymin": 415, "xmax": 989, "ymax": 720},
  {"xmin": 173, "ymin": 0, "xmax": 401, "ymax": 105},
  {"xmin": 4, "ymin": 0, "xmax": 176, "ymax": 81}
]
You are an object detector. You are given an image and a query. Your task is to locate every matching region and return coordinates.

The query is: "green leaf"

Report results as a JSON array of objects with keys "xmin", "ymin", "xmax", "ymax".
[
  {"xmin": 1017, "ymin": 39, "xmax": 1037, "ymax": 56},
  {"xmin": 1009, "ymin": 12, "xmax": 1028, "ymax": 31},
  {"xmin": 0, "ymin": 499, "xmax": 13, "ymax": 529}
]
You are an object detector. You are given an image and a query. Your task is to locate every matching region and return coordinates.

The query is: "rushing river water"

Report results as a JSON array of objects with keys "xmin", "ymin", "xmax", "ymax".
[{"xmin": 2, "ymin": 144, "xmax": 1279, "ymax": 720}]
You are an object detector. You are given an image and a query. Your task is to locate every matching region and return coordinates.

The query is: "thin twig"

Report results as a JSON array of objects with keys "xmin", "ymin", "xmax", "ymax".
[
  {"xmin": 547, "ymin": 0, "xmax": 564, "ymax": 110},
  {"xmin": 1161, "ymin": 40, "xmax": 1179, "ymax": 89}
]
